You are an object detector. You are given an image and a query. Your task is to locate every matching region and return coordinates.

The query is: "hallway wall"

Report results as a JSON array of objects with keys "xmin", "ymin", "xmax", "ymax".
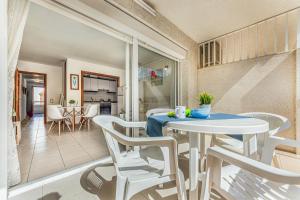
[{"xmin": 18, "ymin": 60, "xmax": 63, "ymax": 105}]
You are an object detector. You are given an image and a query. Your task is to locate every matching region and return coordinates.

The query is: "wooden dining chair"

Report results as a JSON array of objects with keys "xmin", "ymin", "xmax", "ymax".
[
  {"xmin": 93, "ymin": 115, "xmax": 187, "ymax": 200},
  {"xmin": 201, "ymin": 145, "xmax": 300, "ymax": 200}
]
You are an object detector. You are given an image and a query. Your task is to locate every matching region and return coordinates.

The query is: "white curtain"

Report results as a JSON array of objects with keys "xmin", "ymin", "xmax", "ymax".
[{"xmin": 7, "ymin": 0, "xmax": 30, "ymax": 186}]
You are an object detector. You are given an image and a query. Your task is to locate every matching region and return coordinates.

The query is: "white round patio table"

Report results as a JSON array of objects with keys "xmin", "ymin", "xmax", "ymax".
[{"xmin": 166, "ymin": 117, "xmax": 269, "ymax": 200}]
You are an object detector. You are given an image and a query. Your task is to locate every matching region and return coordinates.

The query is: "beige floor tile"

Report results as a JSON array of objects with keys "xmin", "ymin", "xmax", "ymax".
[
  {"xmin": 18, "ymin": 115, "xmax": 116, "ymax": 183},
  {"xmin": 28, "ymin": 162, "xmax": 65, "ymax": 181},
  {"xmin": 61, "ymin": 151, "xmax": 92, "ymax": 163},
  {"xmin": 64, "ymin": 156, "xmax": 93, "ymax": 168}
]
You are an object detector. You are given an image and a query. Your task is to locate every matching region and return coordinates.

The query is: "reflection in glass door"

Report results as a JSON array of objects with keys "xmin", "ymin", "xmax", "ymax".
[{"xmin": 138, "ymin": 46, "xmax": 177, "ymax": 120}]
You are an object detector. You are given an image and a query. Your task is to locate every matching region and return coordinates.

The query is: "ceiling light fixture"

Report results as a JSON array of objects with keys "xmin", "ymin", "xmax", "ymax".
[{"xmin": 134, "ymin": 0, "xmax": 157, "ymax": 16}]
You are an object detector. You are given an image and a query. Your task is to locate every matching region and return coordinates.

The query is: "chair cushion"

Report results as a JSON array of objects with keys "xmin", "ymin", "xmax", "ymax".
[{"xmin": 216, "ymin": 165, "xmax": 300, "ymax": 200}]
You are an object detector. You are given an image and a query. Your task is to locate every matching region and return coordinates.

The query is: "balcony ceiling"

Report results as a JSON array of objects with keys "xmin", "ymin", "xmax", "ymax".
[{"xmin": 147, "ymin": 0, "xmax": 300, "ymax": 43}]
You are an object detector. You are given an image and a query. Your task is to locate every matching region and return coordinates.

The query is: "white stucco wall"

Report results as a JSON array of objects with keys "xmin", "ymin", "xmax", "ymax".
[
  {"xmin": 198, "ymin": 52, "xmax": 296, "ymax": 151},
  {"xmin": 66, "ymin": 58, "xmax": 125, "ymax": 104}
]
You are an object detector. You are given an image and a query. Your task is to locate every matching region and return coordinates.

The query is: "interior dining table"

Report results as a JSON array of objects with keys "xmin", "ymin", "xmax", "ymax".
[
  {"xmin": 62, "ymin": 105, "xmax": 83, "ymax": 132},
  {"xmin": 161, "ymin": 114, "xmax": 269, "ymax": 200}
]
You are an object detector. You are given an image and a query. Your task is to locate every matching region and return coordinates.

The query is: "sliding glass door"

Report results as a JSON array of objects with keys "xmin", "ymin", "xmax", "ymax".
[{"xmin": 138, "ymin": 46, "xmax": 177, "ymax": 120}]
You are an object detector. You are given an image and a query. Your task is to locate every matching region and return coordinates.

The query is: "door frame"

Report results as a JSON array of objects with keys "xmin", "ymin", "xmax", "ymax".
[{"xmin": 17, "ymin": 71, "xmax": 47, "ymax": 124}]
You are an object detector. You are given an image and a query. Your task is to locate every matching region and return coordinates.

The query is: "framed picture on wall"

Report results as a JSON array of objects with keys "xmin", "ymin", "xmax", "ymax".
[{"xmin": 70, "ymin": 74, "xmax": 79, "ymax": 90}]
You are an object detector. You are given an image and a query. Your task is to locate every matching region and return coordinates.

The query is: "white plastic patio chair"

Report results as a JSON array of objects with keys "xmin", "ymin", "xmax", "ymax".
[
  {"xmin": 201, "ymin": 146, "xmax": 300, "ymax": 200},
  {"xmin": 47, "ymin": 105, "xmax": 72, "ymax": 136},
  {"xmin": 93, "ymin": 115, "xmax": 187, "ymax": 200},
  {"xmin": 78, "ymin": 104, "xmax": 98, "ymax": 131},
  {"xmin": 212, "ymin": 112, "xmax": 291, "ymax": 159},
  {"xmin": 146, "ymin": 108, "xmax": 189, "ymax": 154},
  {"xmin": 145, "ymin": 108, "xmax": 175, "ymax": 118}
]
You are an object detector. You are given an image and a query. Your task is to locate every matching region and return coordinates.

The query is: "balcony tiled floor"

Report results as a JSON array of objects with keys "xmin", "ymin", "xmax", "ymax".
[
  {"xmin": 10, "ymin": 149, "xmax": 300, "ymax": 200},
  {"xmin": 18, "ymin": 115, "xmax": 109, "ymax": 183},
  {"xmin": 14, "ymin": 115, "xmax": 300, "ymax": 199}
]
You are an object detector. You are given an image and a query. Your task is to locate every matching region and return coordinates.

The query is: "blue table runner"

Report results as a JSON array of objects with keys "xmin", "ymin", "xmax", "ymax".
[{"xmin": 146, "ymin": 113, "xmax": 249, "ymax": 141}]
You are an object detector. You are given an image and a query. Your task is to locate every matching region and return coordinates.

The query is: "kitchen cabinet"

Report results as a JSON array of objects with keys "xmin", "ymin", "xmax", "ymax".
[
  {"xmin": 90, "ymin": 78, "xmax": 98, "ymax": 91},
  {"xmin": 97, "ymin": 79, "xmax": 104, "ymax": 90},
  {"xmin": 83, "ymin": 77, "xmax": 91, "ymax": 91},
  {"xmin": 109, "ymin": 81, "xmax": 117, "ymax": 92},
  {"xmin": 103, "ymin": 80, "xmax": 110, "ymax": 90}
]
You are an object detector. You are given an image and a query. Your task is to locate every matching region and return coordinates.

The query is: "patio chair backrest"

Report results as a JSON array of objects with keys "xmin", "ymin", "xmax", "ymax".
[
  {"xmin": 85, "ymin": 104, "xmax": 98, "ymax": 118},
  {"xmin": 93, "ymin": 115, "xmax": 128, "ymax": 163},
  {"xmin": 146, "ymin": 108, "xmax": 174, "ymax": 118},
  {"xmin": 47, "ymin": 105, "xmax": 63, "ymax": 120},
  {"xmin": 239, "ymin": 112, "xmax": 291, "ymax": 136}
]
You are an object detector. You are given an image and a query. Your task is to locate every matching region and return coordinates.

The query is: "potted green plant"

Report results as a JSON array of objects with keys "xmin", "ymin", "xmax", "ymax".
[
  {"xmin": 191, "ymin": 92, "xmax": 214, "ymax": 118},
  {"xmin": 199, "ymin": 91, "xmax": 214, "ymax": 107},
  {"xmin": 68, "ymin": 99, "xmax": 76, "ymax": 106}
]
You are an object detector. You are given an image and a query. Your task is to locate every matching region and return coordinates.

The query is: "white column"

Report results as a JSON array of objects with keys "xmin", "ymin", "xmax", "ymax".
[
  {"xmin": 0, "ymin": 0, "xmax": 8, "ymax": 199},
  {"xmin": 125, "ymin": 42, "xmax": 131, "ymax": 143},
  {"xmin": 131, "ymin": 38, "xmax": 139, "ymax": 137},
  {"xmin": 296, "ymin": 10, "xmax": 300, "ymax": 154},
  {"xmin": 125, "ymin": 42, "xmax": 130, "ymax": 122}
]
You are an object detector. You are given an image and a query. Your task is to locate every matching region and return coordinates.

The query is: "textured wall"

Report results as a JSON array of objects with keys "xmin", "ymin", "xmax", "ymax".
[{"xmin": 198, "ymin": 52, "xmax": 296, "ymax": 151}]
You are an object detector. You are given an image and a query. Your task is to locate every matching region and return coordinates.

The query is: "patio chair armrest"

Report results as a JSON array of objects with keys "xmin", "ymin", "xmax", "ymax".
[
  {"xmin": 269, "ymin": 135, "xmax": 300, "ymax": 149},
  {"xmin": 122, "ymin": 121, "xmax": 147, "ymax": 129},
  {"xmin": 109, "ymin": 128, "xmax": 176, "ymax": 148},
  {"xmin": 261, "ymin": 136, "xmax": 300, "ymax": 164},
  {"xmin": 207, "ymin": 146, "xmax": 300, "ymax": 185}
]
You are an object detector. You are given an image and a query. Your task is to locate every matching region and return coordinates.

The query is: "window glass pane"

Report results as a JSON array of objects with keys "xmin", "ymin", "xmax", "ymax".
[
  {"xmin": 33, "ymin": 87, "xmax": 44, "ymax": 105},
  {"xmin": 138, "ymin": 46, "xmax": 176, "ymax": 120}
]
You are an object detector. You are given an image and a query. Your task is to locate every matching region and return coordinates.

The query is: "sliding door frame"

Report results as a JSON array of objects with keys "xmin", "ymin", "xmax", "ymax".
[{"xmin": 8, "ymin": 0, "xmax": 185, "ymax": 195}]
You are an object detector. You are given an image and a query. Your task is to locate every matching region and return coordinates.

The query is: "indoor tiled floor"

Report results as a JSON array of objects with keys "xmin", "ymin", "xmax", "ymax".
[{"xmin": 18, "ymin": 115, "xmax": 109, "ymax": 183}]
